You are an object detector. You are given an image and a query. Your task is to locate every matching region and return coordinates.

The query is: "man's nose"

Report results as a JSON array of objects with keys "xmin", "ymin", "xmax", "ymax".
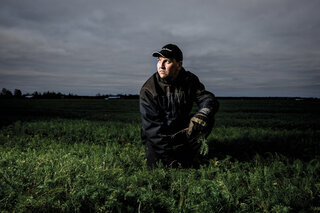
[{"xmin": 160, "ymin": 62, "xmax": 165, "ymax": 69}]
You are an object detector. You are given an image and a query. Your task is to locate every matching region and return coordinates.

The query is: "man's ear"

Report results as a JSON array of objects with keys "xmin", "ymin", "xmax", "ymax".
[{"xmin": 178, "ymin": 61, "xmax": 182, "ymax": 71}]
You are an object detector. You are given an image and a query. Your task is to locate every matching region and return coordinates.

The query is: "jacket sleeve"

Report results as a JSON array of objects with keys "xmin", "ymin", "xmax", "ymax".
[
  {"xmin": 139, "ymin": 88, "xmax": 171, "ymax": 153},
  {"xmin": 193, "ymin": 75, "xmax": 219, "ymax": 117}
]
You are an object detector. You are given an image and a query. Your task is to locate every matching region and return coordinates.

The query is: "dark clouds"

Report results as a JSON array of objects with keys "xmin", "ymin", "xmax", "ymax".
[{"xmin": 1, "ymin": 0, "xmax": 319, "ymax": 97}]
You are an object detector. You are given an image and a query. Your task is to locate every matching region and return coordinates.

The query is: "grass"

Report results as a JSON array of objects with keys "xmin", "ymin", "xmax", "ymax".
[{"xmin": 0, "ymin": 98, "xmax": 320, "ymax": 212}]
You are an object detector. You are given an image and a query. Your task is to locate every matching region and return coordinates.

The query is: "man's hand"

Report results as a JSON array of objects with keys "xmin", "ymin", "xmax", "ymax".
[{"xmin": 187, "ymin": 111, "xmax": 209, "ymax": 138}]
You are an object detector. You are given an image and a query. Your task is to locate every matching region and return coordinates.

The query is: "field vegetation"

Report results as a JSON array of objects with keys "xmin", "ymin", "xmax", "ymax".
[{"xmin": 0, "ymin": 98, "xmax": 320, "ymax": 212}]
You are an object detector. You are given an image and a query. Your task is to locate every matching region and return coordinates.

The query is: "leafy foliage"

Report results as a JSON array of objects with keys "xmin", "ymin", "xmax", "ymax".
[{"xmin": 0, "ymin": 99, "xmax": 320, "ymax": 212}]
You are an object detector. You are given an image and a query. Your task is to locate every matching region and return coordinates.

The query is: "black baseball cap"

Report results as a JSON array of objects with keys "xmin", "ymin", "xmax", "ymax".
[{"xmin": 152, "ymin": 44, "xmax": 183, "ymax": 61}]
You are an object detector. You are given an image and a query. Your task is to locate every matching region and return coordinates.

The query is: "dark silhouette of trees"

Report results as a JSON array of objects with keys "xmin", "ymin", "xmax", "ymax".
[
  {"xmin": 0, "ymin": 88, "xmax": 139, "ymax": 99},
  {"xmin": 1, "ymin": 88, "xmax": 24, "ymax": 98},
  {"xmin": 14, "ymin": 89, "xmax": 22, "ymax": 98},
  {"xmin": 1, "ymin": 88, "xmax": 13, "ymax": 98}
]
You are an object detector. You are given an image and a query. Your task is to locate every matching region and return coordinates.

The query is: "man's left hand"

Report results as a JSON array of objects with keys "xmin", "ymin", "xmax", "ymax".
[{"xmin": 187, "ymin": 111, "xmax": 208, "ymax": 138}]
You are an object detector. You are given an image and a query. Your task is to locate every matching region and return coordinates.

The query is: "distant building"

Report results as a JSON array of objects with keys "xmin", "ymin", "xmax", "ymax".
[
  {"xmin": 25, "ymin": 95, "xmax": 34, "ymax": 99},
  {"xmin": 105, "ymin": 95, "xmax": 121, "ymax": 100}
]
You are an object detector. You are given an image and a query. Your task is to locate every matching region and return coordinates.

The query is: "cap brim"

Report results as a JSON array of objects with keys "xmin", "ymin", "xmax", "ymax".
[
  {"xmin": 152, "ymin": 50, "xmax": 173, "ymax": 58},
  {"xmin": 152, "ymin": 51, "xmax": 165, "ymax": 58}
]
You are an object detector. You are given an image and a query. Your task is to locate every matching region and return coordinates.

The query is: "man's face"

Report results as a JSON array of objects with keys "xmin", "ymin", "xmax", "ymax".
[{"xmin": 157, "ymin": 57, "xmax": 182, "ymax": 81}]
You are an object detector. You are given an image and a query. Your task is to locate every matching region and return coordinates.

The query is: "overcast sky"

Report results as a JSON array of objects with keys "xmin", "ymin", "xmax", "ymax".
[{"xmin": 1, "ymin": 0, "xmax": 319, "ymax": 97}]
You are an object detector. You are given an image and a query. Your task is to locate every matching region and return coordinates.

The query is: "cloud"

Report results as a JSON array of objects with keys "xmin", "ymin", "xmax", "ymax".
[{"xmin": 0, "ymin": 0, "xmax": 319, "ymax": 97}]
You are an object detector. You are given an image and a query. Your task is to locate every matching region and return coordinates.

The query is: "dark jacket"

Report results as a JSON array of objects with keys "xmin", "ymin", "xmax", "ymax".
[{"xmin": 140, "ymin": 68, "xmax": 219, "ymax": 166}]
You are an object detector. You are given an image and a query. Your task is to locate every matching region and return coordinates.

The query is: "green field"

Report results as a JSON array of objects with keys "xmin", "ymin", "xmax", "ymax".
[{"xmin": 0, "ymin": 98, "xmax": 320, "ymax": 212}]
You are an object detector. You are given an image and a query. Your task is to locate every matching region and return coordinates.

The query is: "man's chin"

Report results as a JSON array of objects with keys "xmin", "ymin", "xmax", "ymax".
[{"xmin": 159, "ymin": 73, "xmax": 167, "ymax": 79}]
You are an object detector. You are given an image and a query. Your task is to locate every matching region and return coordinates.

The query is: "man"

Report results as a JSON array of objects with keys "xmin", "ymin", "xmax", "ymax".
[{"xmin": 140, "ymin": 44, "xmax": 219, "ymax": 168}]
